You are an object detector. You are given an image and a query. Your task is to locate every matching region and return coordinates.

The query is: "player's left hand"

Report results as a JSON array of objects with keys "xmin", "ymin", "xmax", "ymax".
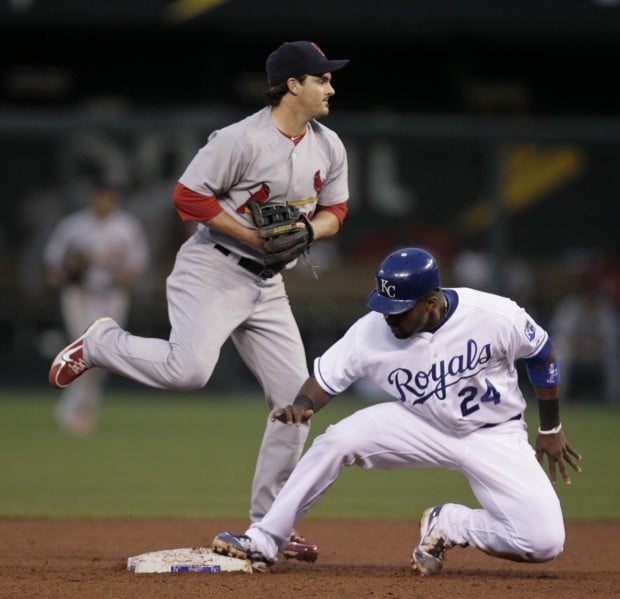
[
  {"xmin": 535, "ymin": 429, "xmax": 582, "ymax": 485},
  {"xmin": 272, "ymin": 404, "xmax": 314, "ymax": 426}
]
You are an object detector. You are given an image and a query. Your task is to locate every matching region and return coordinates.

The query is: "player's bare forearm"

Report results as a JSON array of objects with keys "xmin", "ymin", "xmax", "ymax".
[
  {"xmin": 272, "ymin": 377, "xmax": 330, "ymax": 426},
  {"xmin": 308, "ymin": 210, "xmax": 341, "ymax": 241},
  {"xmin": 203, "ymin": 211, "xmax": 264, "ymax": 253}
]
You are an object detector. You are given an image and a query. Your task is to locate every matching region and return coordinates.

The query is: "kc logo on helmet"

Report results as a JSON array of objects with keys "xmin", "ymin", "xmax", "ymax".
[{"xmin": 379, "ymin": 278, "xmax": 396, "ymax": 298}]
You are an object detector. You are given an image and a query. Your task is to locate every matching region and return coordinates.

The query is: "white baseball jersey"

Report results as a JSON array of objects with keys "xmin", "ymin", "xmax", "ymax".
[
  {"xmin": 178, "ymin": 106, "xmax": 348, "ymax": 260},
  {"xmin": 314, "ymin": 287, "xmax": 548, "ymax": 435},
  {"xmin": 44, "ymin": 208, "xmax": 150, "ymax": 293}
]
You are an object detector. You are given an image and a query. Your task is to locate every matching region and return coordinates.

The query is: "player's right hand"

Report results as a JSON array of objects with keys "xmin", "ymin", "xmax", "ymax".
[
  {"xmin": 535, "ymin": 429, "xmax": 583, "ymax": 485},
  {"xmin": 272, "ymin": 404, "xmax": 314, "ymax": 426}
]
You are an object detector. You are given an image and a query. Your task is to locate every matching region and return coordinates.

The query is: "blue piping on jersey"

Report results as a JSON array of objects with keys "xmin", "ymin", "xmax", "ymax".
[
  {"xmin": 313, "ymin": 357, "xmax": 338, "ymax": 397},
  {"xmin": 427, "ymin": 288, "xmax": 459, "ymax": 333}
]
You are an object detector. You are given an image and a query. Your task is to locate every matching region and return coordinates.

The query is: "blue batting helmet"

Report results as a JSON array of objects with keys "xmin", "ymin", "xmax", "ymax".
[{"xmin": 366, "ymin": 248, "xmax": 440, "ymax": 315}]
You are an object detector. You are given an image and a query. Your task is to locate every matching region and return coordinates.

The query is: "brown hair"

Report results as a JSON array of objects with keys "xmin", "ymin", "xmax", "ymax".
[{"xmin": 264, "ymin": 75, "xmax": 308, "ymax": 107}]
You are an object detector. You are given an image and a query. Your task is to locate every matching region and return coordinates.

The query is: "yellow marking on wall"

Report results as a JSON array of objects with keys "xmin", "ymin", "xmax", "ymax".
[
  {"xmin": 166, "ymin": 0, "xmax": 229, "ymax": 22},
  {"xmin": 457, "ymin": 145, "xmax": 587, "ymax": 235}
]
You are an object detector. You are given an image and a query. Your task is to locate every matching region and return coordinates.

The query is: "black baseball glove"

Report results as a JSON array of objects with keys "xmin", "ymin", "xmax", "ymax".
[
  {"xmin": 248, "ymin": 201, "xmax": 314, "ymax": 278},
  {"xmin": 63, "ymin": 248, "xmax": 90, "ymax": 284}
]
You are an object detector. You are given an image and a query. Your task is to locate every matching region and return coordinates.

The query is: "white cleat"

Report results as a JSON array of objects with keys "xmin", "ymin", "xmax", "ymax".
[{"xmin": 411, "ymin": 505, "xmax": 452, "ymax": 575}]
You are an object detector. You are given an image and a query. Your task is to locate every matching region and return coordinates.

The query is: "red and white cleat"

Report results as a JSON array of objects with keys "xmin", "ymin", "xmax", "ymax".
[
  {"xmin": 283, "ymin": 529, "xmax": 319, "ymax": 562},
  {"xmin": 48, "ymin": 317, "xmax": 112, "ymax": 389}
]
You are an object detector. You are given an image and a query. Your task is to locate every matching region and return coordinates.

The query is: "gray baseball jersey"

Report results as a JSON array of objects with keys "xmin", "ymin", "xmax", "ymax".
[{"xmin": 179, "ymin": 106, "xmax": 348, "ymax": 260}]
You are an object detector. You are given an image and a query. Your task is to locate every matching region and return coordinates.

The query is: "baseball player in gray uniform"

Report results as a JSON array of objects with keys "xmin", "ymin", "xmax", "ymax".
[
  {"xmin": 212, "ymin": 247, "xmax": 583, "ymax": 573},
  {"xmin": 44, "ymin": 181, "xmax": 150, "ymax": 435},
  {"xmin": 48, "ymin": 41, "xmax": 350, "ymax": 561}
]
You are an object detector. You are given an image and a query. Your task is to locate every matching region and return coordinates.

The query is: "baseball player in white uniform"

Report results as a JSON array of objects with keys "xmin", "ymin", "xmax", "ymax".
[
  {"xmin": 212, "ymin": 247, "xmax": 583, "ymax": 573},
  {"xmin": 44, "ymin": 181, "xmax": 150, "ymax": 435},
  {"xmin": 48, "ymin": 41, "xmax": 350, "ymax": 560}
]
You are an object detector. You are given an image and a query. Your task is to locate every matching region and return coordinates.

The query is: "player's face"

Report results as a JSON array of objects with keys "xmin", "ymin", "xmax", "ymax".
[
  {"xmin": 90, "ymin": 189, "xmax": 119, "ymax": 219},
  {"xmin": 383, "ymin": 297, "xmax": 437, "ymax": 339},
  {"xmin": 298, "ymin": 73, "xmax": 336, "ymax": 118}
]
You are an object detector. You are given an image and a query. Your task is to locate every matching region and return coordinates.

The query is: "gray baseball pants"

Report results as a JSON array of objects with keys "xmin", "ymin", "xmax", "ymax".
[{"xmin": 83, "ymin": 233, "xmax": 310, "ymax": 522}]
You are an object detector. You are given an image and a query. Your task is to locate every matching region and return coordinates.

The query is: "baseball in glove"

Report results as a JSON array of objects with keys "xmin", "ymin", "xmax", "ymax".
[{"xmin": 248, "ymin": 200, "xmax": 315, "ymax": 279}]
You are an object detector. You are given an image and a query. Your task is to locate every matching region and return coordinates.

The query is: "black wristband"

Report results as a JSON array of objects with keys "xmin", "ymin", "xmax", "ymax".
[
  {"xmin": 293, "ymin": 395, "xmax": 314, "ymax": 411},
  {"xmin": 538, "ymin": 398, "xmax": 560, "ymax": 430}
]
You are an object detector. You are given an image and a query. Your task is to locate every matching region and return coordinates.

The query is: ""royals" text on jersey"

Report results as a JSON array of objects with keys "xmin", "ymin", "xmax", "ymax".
[{"xmin": 387, "ymin": 339, "xmax": 492, "ymax": 404}]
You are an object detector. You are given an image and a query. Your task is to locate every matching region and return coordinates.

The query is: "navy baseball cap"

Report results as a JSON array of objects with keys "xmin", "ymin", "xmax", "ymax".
[
  {"xmin": 366, "ymin": 248, "xmax": 441, "ymax": 315},
  {"xmin": 266, "ymin": 41, "xmax": 349, "ymax": 86}
]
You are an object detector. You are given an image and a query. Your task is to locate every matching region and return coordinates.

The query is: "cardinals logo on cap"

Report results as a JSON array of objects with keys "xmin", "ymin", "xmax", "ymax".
[{"xmin": 310, "ymin": 42, "xmax": 326, "ymax": 57}]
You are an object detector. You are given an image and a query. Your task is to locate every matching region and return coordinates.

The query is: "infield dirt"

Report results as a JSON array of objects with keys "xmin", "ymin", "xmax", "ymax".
[{"xmin": 1, "ymin": 519, "xmax": 617, "ymax": 598}]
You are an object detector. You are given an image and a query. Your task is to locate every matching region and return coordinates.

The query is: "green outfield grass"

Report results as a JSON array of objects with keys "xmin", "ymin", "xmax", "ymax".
[{"xmin": 0, "ymin": 389, "xmax": 617, "ymax": 520}]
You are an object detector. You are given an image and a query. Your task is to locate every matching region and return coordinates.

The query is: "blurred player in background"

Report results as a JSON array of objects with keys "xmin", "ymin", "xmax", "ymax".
[
  {"xmin": 550, "ymin": 258, "xmax": 620, "ymax": 404},
  {"xmin": 43, "ymin": 179, "xmax": 151, "ymax": 435}
]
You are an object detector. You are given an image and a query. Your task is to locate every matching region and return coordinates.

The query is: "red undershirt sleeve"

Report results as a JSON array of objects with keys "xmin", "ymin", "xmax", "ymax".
[
  {"xmin": 315, "ymin": 201, "xmax": 349, "ymax": 228},
  {"xmin": 173, "ymin": 182, "xmax": 223, "ymax": 222}
]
